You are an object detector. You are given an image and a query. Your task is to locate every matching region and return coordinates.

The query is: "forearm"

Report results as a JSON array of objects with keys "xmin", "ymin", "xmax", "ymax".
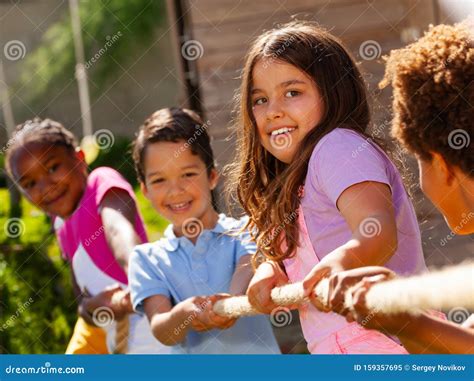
[
  {"xmin": 326, "ymin": 229, "xmax": 397, "ymax": 271},
  {"xmin": 107, "ymin": 227, "xmax": 141, "ymax": 274},
  {"xmin": 150, "ymin": 301, "xmax": 196, "ymax": 346},
  {"xmin": 397, "ymin": 313, "xmax": 474, "ymax": 354},
  {"xmin": 100, "ymin": 190, "xmax": 142, "ymax": 275},
  {"xmin": 229, "ymin": 256, "xmax": 254, "ymax": 295}
]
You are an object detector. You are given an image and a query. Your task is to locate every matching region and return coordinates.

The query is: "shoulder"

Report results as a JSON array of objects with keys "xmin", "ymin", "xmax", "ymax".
[
  {"xmin": 218, "ymin": 214, "xmax": 250, "ymax": 231},
  {"xmin": 310, "ymin": 128, "xmax": 368, "ymax": 161},
  {"xmin": 213, "ymin": 214, "xmax": 253, "ymax": 239},
  {"xmin": 88, "ymin": 166, "xmax": 124, "ymax": 183},
  {"xmin": 132, "ymin": 241, "xmax": 169, "ymax": 257},
  {"xmin": 88, "ymin": 167, "xmax": 135, "ymax": 205}
]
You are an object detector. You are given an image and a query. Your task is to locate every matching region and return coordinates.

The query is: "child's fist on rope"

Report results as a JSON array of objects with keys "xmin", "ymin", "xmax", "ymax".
[
  {"xmin": 192, "ymin": 294, "xmax": 237, "ymax": 331},
  {"xmin": 79, "ymin": 285, "xmax": 134, "ymax": 325},
  {"xmin": 303, "ymin": 265, "xmax": 396, "ymax": 314},
  {"xmin": 247, "ymin": 261, "xmax": 293, "ymax": 314},
  {"xmin": 343, "ymin": 272, "xmax": 415, "ymax": 336}
]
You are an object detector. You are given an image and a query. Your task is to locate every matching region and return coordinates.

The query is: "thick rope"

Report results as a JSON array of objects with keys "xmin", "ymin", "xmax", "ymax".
[{"xmin": 213, "ymin": 262, "xmax": 474, "ymax": 318}]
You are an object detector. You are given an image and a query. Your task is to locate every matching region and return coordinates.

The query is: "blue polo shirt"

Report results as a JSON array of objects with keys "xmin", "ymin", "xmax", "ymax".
[{"xmin": 129, "ymin": 214, "xmax": 280, "ymax": 354}]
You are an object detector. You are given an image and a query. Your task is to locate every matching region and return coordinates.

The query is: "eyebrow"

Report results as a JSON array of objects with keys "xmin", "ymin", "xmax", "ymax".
[
  {"xmin": 251, "ymin": 79, "xmax": 307, "ymax": 94},
  {"xmin": 17, "ymin": 154, "xmax": 57, "ymax": 183},
  {"xmin": 147, "ymin": 164, "xmax": 200, "ymax": 178}
]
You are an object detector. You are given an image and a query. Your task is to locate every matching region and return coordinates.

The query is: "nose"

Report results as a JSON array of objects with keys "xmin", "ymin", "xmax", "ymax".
[
  {"xmin": 266, "ymin": 99, "xmax": 284, "ymax": 121},
  {"xmin": 167, "ymin": 178, "xmax": 186, "ymax": 198},
  {"xmin": 38, "ymin": 177, "xmax": 56, "ymax": 203}
]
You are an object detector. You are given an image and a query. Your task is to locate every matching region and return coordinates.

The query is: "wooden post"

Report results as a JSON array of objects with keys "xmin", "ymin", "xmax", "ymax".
[
  {"xmin": 0, "ymin": 59, "xmax": 22, "ymax": 218},
  {"xmin": 69, "ymin": 0, "xmax": 93, "ymax": 138}
]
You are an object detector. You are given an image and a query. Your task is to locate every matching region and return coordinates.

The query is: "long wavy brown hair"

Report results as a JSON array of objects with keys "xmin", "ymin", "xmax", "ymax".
[{"xmin": 227, "ymin": 21, "xmax": 380, "ymax": 263}]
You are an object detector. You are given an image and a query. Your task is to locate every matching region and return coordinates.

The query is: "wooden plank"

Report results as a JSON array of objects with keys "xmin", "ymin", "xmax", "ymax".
[
  {"xmin": 191, "ymin": 0, "xmax": 407, "ymax": 55},
  {"xmin": 195, "ymin": 24, "xmax": 403, "ymax": 73},
  {"xmin": 188, "ymin": 0, "xmax": 375, "ymax": 27}
]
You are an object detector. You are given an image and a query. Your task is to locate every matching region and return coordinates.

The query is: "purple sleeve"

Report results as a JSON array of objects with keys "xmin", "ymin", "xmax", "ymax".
[{"xmin": 308, "ymin": 130, "xmax": 392, "ymax": 207}]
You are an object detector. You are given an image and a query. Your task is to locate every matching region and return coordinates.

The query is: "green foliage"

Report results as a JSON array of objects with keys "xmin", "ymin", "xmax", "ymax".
[
  {"xmin": 0, "ymin": 244, "xmax": 76, "ymax": 354},
  {"xmin": 89, "ymin": 136, "xmax": 138, "ymax": 188},
  {"xmin": 18, "ymin": 0, "xmax": 166, "ymax": 103},
  {"xmin": 0, "ymin": 191, "xmax": 76, "ymax": 354}
]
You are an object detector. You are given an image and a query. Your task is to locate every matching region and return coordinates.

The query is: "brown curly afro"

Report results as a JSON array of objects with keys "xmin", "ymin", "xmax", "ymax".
[{"xmin": 380, "ymin": 21, "xmax": 473, "ymax": 177}]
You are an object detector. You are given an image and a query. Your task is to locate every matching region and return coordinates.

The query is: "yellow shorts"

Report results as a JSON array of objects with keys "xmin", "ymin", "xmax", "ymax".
[{"xmin": 65, "ymin": 317, "xmax": 109, "ymax": 354}]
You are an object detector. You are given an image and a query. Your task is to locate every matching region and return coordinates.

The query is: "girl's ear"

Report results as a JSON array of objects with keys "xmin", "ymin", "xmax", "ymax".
[
  {"xmin": 140, "ymin": 181, "xmax": 149, "ymax": 199},
  {"xmin": 208, "ymin": 168, "xmax": 219, "ymax": 190},
  {"xmin": 431, "ymin": 151, "xmax": 455, "ymax": 186},
  {"xmin": 75, "ymin": 148, "xmax": 86, "ymax": 163}
]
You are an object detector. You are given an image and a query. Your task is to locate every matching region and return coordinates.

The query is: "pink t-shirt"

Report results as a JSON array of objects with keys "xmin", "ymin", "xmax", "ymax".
[
  {"xmin": 55, "ymin": 167, "xmax": 148, "ymax": 292},
  {"xmin": 301, "ymin": 128, "xmax": 426, "ymax": 276}
]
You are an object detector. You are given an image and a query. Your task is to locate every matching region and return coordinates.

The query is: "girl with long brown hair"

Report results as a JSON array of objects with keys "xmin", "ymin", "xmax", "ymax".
[{"xmin": 230, "ymin": 21, "xmax": 426, "ymax": 353}]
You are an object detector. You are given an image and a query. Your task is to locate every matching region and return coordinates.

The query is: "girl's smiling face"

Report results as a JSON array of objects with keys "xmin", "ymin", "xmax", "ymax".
[
  {"xmin": 251, "ymin": 59, "xmax": 325, "ymax": 163},
  {"xmin": 9, "ymin": 142, "xmax": 88, "ymax": 218},
  {"xmin": 140, "ymin": 141, "xmax": 219, "ymax": 235}
]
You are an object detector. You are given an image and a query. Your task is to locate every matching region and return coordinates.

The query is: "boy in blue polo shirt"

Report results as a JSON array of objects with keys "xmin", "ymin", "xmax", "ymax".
[{"xmin": 129, "ymin": 108, "xmax": 280, "ymax": 354}]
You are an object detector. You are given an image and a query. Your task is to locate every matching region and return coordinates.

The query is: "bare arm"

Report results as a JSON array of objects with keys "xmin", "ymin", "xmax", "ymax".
[
  {"xmin": 143, "ymin": 295, "xmax": 209, "ymax": 346},
  {"xmin": 99, "ymin": 188, "xmax": 142, "ymax": 274},
  {"xmin": 229, "ymin": 254, "xmax": 254, "ymax": 295},
  {"xmin": 303, "ymin": 181, "xmax": 398, "ymax": 305}
]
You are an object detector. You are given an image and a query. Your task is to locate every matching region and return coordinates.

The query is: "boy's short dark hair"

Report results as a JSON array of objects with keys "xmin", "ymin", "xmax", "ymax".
[
  {"xmin": 380, "ymin": 22, "xmax": 473, "ymax": 176},
  {"xmin": 5, "ymin": 117, "xmax": 78, "ymax": 176},
  {"xmin": 132, "ymin": 107, "xmax": 215, "ymax": 183}
]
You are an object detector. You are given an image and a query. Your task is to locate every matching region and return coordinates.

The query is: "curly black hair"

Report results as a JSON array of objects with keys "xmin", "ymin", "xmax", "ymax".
[
  {"xmin": 5, "ymin": 117, "xmax": 78, "ymax": 176},
  {"xmin": 380, "ymin": 21, "xmax": 473, "ymax": 176}
]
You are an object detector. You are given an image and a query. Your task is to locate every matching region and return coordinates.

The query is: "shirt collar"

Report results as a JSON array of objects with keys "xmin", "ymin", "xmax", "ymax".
[{"xmin": 163, "ymin": 214, "xmax": 229, "ymax": 252}]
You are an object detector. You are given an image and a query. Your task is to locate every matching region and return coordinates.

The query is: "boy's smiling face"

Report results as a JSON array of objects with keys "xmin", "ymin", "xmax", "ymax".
[
  {"xmin": 9, "ymin": 142, "xmax": 88, "ymax": 219},
  {"xmin": 140, "ymin": 141, "xmax": 219, "ymax": 235}
]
